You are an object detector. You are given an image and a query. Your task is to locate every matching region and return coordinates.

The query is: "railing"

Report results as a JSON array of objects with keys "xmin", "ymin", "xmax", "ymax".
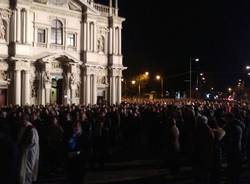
[{"xmin": 93, "ymin": 3, "xmax": 117, "ymax": 16}]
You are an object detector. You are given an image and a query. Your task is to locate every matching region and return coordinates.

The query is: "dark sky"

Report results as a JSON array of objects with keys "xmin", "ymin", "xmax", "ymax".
[{"xmin": 97, "ymin": 0, "xmax": 250, "ymax": 91}]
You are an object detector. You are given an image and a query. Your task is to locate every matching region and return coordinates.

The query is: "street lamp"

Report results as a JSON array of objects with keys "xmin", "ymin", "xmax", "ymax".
[
  {"xmin": 156, "ymin": 75, "xmax": 164, "ymax": 98},
  {"xmin": 137, "ymin": 72, "xmax": 150, "ymax": 98},
  {"xmin": 131, "ymin": 80, "xmax": 136, "ymax": 85},
  {"xmin": 189, "ymin": 57, "xmax": 199, "ymax": 100}
]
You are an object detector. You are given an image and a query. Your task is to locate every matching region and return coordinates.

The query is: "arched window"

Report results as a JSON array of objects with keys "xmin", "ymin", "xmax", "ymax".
[{"xmin": 51, "ymin": 19, "xmax": 63, "ymax": 45}]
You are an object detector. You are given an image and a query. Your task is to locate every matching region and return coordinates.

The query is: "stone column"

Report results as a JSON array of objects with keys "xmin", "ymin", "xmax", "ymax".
[
  {"xmin": 119, "ymin": 27, "xmax": 122, "ymax": 55},
  {"xmin": 90, "ymin": 23, "xmax": 94, "ymax": 51},
  {"xmin": 47, "ymin": 27, "xmax": 50, "ymax": 48},
  {"xmin": 67, "ymin": 75, "xmax": 71, "ymax": 105},
  {"xmin": 92, "ymin": 75, "xmax": 97, "ymax": 104},
  {"xmin": 26, "ymin": 9, "xmax": 30, "ymax": 44},
  {"xmin": 24, "ymin": 71, "xmax": 30, "ymax": 105},
  {"xmin": 109, "ymin": 27, "xmax": 113, "ymax": 54},
  {"xmin": 13, "ymin": 10, "xmax": 17, "ymax": 42},
  {"xmin": 94, "ymin": 23, "xmax": 97, "ymax": 52},
  {"xmin": 16, "ymin": 8, "xmax": 21, "ymax": 43},
  {"xmin": 71, "ymin": 86, "xmax": 76, "ymax": 104},
  {"xmin": 45, "ymin": 86, "xmax": 51, "ymax": 104},
  {"xmin": 83, "ymin": 22, "xmax": 87, "ymax": 51},
  {"xmin": 22, "ymin": 9, "xmax": 26, "ymax": 44},
  {"xmin": 86, "ymin": 75, "xmax": 91, "ymax": 105},
  {"xmin": 112, "ymin": 76, "xmax": 116, "ymax": 104},
  {"xmin": 14, "ymin": 70, "xmax": 21, "ymax": 105},
  {"xmin": 117, "ymin": 76, "xmax": 122, "ymax": 104},
  {"xmin": 113, "ymin": 27, "xmax": 116, "ymax": 55},
  {"xmin": 86, "ymin": 22, "xmax": 89, "ymax": 51}
]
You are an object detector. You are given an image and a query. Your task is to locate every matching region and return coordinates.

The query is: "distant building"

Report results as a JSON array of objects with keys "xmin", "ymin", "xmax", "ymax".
[{"xmin": 0, "ymin": 0, "xmax": 125, "ymax": 106}]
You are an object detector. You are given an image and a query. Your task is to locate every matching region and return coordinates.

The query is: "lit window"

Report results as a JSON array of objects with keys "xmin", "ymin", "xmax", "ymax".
[
  {"xmin": 67, "ymin": 33, "xmax": 76, "ymax": 47},
  {"xmin": 37, "ymin": 29, "xmax": 46, "ymax": 43},
  {"xmin": 51, "ymin": 19, "xmax": 63, "ymax": 45}
]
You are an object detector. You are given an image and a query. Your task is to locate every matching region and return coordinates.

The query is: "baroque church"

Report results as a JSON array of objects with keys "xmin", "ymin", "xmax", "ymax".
[{"xmin": 0, "ymin": 0, "xmax": 125, "ymax": 106}]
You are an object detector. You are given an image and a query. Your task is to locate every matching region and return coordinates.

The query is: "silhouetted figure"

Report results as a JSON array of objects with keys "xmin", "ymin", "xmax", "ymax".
[
  {"xmin": 225, "ymin": 112, "xmax": 244, "ymax": 184},
  {"xmin": 67, "ymin": 120, "xmax": 87, "ymax": 184}
]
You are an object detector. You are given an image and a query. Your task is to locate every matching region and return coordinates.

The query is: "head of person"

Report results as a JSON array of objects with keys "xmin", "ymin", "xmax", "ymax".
[
  {"xmin": 73, "ymin": 120, "xmax": 82, "ymax": 136},
  {"xmin": 21, "ymin": 114, "xmax": 30, "ymax": 126}
]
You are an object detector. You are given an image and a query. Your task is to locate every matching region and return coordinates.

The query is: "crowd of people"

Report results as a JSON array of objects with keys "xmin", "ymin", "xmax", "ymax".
[{"xmin": 0, "ymin": 99, "xmax": 250, "ymax": 184}]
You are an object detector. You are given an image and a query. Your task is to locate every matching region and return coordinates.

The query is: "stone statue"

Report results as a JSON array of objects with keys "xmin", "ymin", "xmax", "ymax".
[
  {"xmin": 43, "ymin": 71, "xmax": 51, "ymax": 83},
  {"xmin": 31, "ymin": 85, "xmax": 37, "ymax": 98},
  {"xmin": 97, "ymin": 36, "xmax": 105, "ymax": 53},
  {"xmin": 70, "ymin": 73, "xmax": 76, "ymax": 85},
  {"xmin": 0, "ymin": 70, "xmax": 7, "ymax": 80},
  {"xmin": 0, "ymin": 18, "xmax": 6, "ymax": 41},
  {"xmin": 75, "ymin": 84, "xmax": 80, "ymax": 98},
  {"xmin": 102, "ymin": 76, "xmax": 107, "ymax": 84}
]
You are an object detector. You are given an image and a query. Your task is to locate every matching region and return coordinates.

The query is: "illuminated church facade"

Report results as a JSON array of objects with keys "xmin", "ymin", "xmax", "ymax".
[{"xmin": 0, "ymin": 0, "xmax": 125, "ymax": 106}]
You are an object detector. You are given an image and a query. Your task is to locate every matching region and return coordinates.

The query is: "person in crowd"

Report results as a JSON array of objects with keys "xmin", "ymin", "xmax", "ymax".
[
  {"xmin": 193, "ymin": 115, "xmax": 214, "ymax": 184},
  {"xmin": 67, "ymin": 120, "xmax": 87, "ymax": 184},
  {"xmin": 0, "ymin": 99, "xmax": 250, "ymax": 184},
  {"xmin": 224, "ymin": 111, "xmax": 245, "ymax": 184},
  {"xmin": 18, "ymin": 114, "xmax": 40, "ymax": 184},
  {"xmin": 209, "ymin": 117, "xmax": 226, "ymax": 184},
  {"xmin": 164, "ymin": 117, "xmax": 180, "ymax": 176},
  {"xmin": 47, "ymin": 115, "xmax": 64, "ymax": 174}
]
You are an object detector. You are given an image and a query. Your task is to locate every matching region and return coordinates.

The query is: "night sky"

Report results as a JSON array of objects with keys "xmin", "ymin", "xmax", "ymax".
[{"xmin": 97, "ymin": 0, "xmax": 250, "ymax": 91}]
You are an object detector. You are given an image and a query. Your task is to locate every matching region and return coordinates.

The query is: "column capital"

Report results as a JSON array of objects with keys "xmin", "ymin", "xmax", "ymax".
[{"xmin": 14, "ymin": 61, "xmax": 30, "ymax": 71}]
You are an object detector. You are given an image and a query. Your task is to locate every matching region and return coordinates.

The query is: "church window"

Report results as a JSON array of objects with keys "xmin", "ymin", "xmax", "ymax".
[
  {"xmin": 67, "ymin": 33, "xmax": 76, "ymax": 47},
  {"xmin": 37, "ymin": 29, "xmax": 46, "ymax": 43},
  {"xmin": 51, "ymin": 19, "xmax": 63, "ymax": 45}
]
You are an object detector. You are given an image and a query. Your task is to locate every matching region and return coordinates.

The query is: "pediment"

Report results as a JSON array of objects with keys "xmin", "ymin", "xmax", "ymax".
[
  {"xmin": 33, "ymin": 0, "xmax": 99, "ymax": 14},
  {"xmin": 37, "ymin": 52, "xmax": 80, "ymax": 64}
]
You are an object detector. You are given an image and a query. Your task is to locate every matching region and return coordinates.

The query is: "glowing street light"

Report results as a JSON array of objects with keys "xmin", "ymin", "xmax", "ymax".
[
  {"xmin": 131, "ymin": 80, "xmax": 136, "ymax": 85},
  {"xmin": 145, "ymin": 72, "xmax": 149, "ymax": 76},
  {"xmin": 246, "ymin": 66, "xmax": 250, "ymax": 70},
  {"xmin": 156, "ymin": 75, "xmax": 161, "ymax": 80},
  {"xmin": 228, "ymin": 88, "xmax": 232, "ymax": 92}
]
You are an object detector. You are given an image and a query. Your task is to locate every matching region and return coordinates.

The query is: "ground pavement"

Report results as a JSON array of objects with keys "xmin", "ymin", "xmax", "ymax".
[{"xmin": 38, "ymin": 160, "xmax": 250, "ymax": 184}]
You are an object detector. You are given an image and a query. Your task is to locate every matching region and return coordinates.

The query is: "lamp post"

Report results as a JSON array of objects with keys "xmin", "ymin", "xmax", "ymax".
[
  {"xmin": 189, "ymin": 57, "xmax": 199, "ymax": 100},
  {"xmin": 156, "ymin": 75, "xmax": 163, "ymax": 98},
  {"xmin": 138, "ymin": 72, "xmax": 149, "ymax": 98}
]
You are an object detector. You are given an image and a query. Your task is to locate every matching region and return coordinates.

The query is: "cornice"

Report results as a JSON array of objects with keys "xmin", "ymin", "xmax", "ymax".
[{"xmin": 31, "ymin": 3, "xmax": 82, "ymax": 19}]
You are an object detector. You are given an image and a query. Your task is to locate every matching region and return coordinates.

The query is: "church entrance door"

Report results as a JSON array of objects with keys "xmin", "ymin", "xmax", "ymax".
[{"xmin": 51, "ymin": 78, "xmax": 64, "ymax": 105}]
